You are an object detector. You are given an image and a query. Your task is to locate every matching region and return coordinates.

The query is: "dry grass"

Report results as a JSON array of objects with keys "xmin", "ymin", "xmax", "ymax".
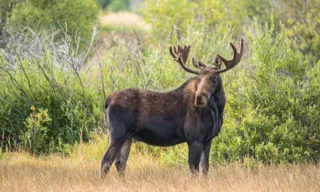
[
  {"xmin": 99, "ymin": 11, "xmax": 151, "ymax": 31},
  {"xmin": 1, "ymin": 153, "xmax": 319, "ymax": 192}
]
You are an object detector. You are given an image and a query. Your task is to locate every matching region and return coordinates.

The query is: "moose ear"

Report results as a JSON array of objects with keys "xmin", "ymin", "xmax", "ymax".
[
  {"xmin": 213, "ymin": 56, "xmax": 222, "ymax": 69},
  {"xmin": 192, "ymin": 57, "xmax": 206, "ymax": 70}
]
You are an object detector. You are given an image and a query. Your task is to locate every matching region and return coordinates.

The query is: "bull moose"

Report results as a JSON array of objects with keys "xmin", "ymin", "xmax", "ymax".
[{"xmin": 101, "ymin": 39, "xmax": 244, "ymax": 177}]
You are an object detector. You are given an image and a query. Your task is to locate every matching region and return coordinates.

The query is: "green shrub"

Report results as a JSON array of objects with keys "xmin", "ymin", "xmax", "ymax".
[
  {"xmin": 210, "ymin": 20, "xmax": 320, "ymax": 164},
  {"xmin": 107, "ymin": 0, "xmax": 130, "ymax": 12},
  {"xmin": 0, "ymin": 29, "xmax": 103, "ymax": 154},
  {"xmin": 8, "ymin": 0, "xmax": 99, "ymax": 50},
  {"xmin": 21, "ymin": 107, "xmax": 51, "ymax": 154},
  {"xmin": 97, "ymin": 0, "xmax": 112, "ymax": 9},
  {"xmin": 141, "ymin": 0, "xmax": 197, "ymax": 40}
]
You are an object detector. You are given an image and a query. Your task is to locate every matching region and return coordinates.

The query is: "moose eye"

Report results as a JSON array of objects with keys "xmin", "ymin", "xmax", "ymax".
[{"xmin": 210, "ymin": 76, "xmax": 217, "ymax": 81}]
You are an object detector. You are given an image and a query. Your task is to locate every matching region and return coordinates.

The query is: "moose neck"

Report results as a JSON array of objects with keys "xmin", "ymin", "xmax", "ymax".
[
  {"xmin": 214, "ymin": 75, "xmax": 224, "ymax": 95},
  {"xmin": 170, "ymin": 77, "xmax": 198, "ymax": 94},
  {"xmin": 164, "ymin": 76, "xmax": 224, "ymax": 108}
]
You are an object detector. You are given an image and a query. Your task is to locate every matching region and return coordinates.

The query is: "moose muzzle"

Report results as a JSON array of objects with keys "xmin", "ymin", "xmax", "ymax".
[{"xmin": 195, "ymin": 92, "xmax": 210, "ymax": 107}]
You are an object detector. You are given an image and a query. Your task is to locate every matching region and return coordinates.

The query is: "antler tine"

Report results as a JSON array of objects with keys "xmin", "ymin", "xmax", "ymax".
[
  {"xmin": 178, "ymin": 45, "xmax": 190, "ymax": 64},
  {"xmin": 169, "ymin": 45, "xmax": 199, "ymax": 75},
  {"xmin": 169, "ymin": 46, "xmax": 177, "ymax": 58},
  {"xmin": 214, "ymin": 39, "xmax": 244, "ymax": 73}
]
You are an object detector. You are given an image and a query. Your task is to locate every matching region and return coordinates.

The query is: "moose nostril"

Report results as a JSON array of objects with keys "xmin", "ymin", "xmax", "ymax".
[{"xmin": 201, "ymin": 93, "xmax": 208, "ymax": 98}]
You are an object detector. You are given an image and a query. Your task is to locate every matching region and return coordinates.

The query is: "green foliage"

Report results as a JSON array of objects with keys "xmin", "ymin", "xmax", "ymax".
[
  {"xmin": 107, "ymin": 0, "xmax": 130, "ymax": 12},
  {"xmin": 8, "ymin": 0, "xmax": 99, "ymax": 50},
  {"xmin": 141, "ymin": 0, "xmax": 197, "ymax": 40},
  {"xmin": 0, "ymin": 0, "xmax": 21, "ymax": 34},
  {"xmin": 97, "ymin": 0, "xmax": 112, "ymax": 9},
  {"xmin": 286, "ymin": 6, "xmax": 320, "ymax": 65},
  {"xmin": 209, "ymin": 20, "xmax": 320, "ymax": 164},
  {"xmin": 141, "ymin": 0, "xmax": 249, "ymax": 40},
  {"xmin": 0, "ymin": 30, "xmax": 103, "ymax": 154},
  {"xmin": 21, "ymin": 107, "xmax": 51, "ymax": 154},
  {"xmin": 97, "ymin": 0, "xmax": 130, "ymax": 11}
]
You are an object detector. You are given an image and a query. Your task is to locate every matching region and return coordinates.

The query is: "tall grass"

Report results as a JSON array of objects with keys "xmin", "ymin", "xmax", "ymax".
[{"xmin": 0, "ymin": 152, "xmax": 319, "ymax": 192}]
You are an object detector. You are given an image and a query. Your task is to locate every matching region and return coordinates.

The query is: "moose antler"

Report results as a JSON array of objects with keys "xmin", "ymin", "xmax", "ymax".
[
  {"xmin": 169, "ymin": 45, "xmax": 199, "ymax": 75},
  {"xmin": 214, "ymin": 39, "xmax": 244, "ymax": 73}
]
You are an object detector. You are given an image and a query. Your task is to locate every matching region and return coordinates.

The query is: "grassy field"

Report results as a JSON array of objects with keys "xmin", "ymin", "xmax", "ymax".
[
  {"xmin": 1, "ymin": 152, "xmax": 319, "ymax": 192},
  {"xmin": 1, "ymin": 11, "xmax": 319, "ymax": 192}
]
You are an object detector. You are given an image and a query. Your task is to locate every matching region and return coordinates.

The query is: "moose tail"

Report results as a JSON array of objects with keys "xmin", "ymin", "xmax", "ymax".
[{"xmin": 102, "ymin": 96, "xmax": 110, "ymax": 130}]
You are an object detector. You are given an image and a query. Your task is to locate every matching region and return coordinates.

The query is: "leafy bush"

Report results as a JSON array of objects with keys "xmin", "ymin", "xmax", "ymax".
[
  {"xmin": 107, "ymin": 0, "xmax": 130, "ymax": 12},
  {"xmin": 21, "ymin": 107, "xmax": 52, "ymax": 153},
  {"xmin": 0, "ymin": 28, "xmax": 102, "ymax": 154},
  {"xmin": 97, "ymin": 0, "xmax": 130, "ymax": 11},
  {"xmin": 210, "ymin": 20, "xmax": 320, "ymax": 164},
  {"xmin": 7, "ymin": 0, "xmax": 99, "ymax": 50},
  {"xmin": 141, "ymin": 0, "xmax": 197, "ymax": 40},
  {"xmin": 97, "ymin": 0, "xmax": 112, "ymax": 9}
]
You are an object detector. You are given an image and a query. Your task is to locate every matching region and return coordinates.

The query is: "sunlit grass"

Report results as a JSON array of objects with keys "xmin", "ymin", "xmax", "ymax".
[
  {"xmin": 1, "ymin": 150, "xmax": 319, "ymax": 192},
  {"xmin": 99, "ymin": 11, "xmax": 151, "ymax": 32}
]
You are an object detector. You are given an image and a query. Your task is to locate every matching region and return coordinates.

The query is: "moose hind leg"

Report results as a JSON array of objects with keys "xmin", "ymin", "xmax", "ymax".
[
  {"xmin": 188, "ymin": 141, "xmax": 203, "ymax": 175},
  {"xmin": 115, "ymin": 139, "xmax": 132, "ymax": 176},
  {"xmin": 100, "ymin": 140, "xmax": 124, "ymax": 178},
  {"xmin": 101, "ymin": 106, "xmax": 133, "ymax": 178}
]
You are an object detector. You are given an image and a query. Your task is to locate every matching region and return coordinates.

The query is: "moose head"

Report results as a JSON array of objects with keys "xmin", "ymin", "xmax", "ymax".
[{"xmin": 169, "ymin": 39, "xmax": 244, "ymax": 107}]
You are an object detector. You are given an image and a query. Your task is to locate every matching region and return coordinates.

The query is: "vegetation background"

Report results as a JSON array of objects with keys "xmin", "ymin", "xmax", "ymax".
[{"xmin": 0, "ymin": 0, "xmax": 319, "ymax": 191}]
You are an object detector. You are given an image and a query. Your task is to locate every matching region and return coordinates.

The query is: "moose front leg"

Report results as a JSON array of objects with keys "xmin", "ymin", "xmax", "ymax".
[
  {"xmin": 200, "ymin": 139, "xmax": 212, "ymax": 176},
  {"xmin": 188, "ymin": 141, "xmax": 203, "ymax": 175}
]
